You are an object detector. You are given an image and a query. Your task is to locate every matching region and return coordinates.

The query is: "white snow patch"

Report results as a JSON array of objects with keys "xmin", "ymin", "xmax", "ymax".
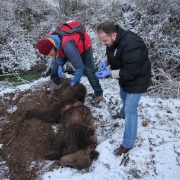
[
  {"xmin": 0, "ymin": 144, "xmax": 3, "ymax": 149},
  {"xmin": 51, "ymin": 125, "xmax": 59, "ymax": 134},
  {"xmin": 7, "ymin": 106, "xmax": 17, "ymax": 113},
  {"xmin": 0, "ymin": 77, "xmax": 50, "ymax": 96}
]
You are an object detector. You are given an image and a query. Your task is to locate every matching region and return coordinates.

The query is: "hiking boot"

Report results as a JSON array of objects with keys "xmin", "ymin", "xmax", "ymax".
[
  {"xmin": 91, "ymin": 94, "xmax": 103, "ymax": 105},
  {"xmin": 113, "ymin": 145, "xmax": 131, "ymax": 156},
  {"xmin": 112, "ymin": 112, "xmax": 125, "ymax": 119}
]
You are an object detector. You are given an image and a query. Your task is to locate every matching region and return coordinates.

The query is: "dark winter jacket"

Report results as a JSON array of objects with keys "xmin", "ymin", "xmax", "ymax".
[{"xmin": 106, "ymin": 26, "xmax": 151, "ymax": 93}]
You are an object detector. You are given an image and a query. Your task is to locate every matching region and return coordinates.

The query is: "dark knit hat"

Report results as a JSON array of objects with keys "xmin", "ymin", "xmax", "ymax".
[{"xmin": 36, "ymin": 39, "xmax": 54, "ymax": 55}]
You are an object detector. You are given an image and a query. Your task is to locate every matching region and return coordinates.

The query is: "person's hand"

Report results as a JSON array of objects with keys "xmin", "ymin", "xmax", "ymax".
[
  {"xmin": 98, "ymin": 59, "xmax": 108, "ymax": 71},
  {"xmin": 95, "ymin": 69, "xmax": 112, "ymax": 79},
  {"xmin": 58, "ymin": 65, "xmax": 63, "ymax": 78}
]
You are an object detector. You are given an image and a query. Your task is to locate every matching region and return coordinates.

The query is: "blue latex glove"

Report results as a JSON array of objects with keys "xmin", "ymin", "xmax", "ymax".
[
  {"xmin": 95, "ymin": 69, "xmax": 112, "ymax": 79},
  {"xmin": 58, "ymin": 65, "xmax": 63, "ymax": 78},
  {"xmin": 70, "ymin": 81, "xmax": 76, "ymax": 87},
  {"xmin": 99, "ymin": 59, "xmax": 109, "ymax": 71}
]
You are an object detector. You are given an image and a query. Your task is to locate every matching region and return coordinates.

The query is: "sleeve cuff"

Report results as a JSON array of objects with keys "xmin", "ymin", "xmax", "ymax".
[{"xmin": 111, "ymin": 69, "xmax": 120, "ymax": 78}]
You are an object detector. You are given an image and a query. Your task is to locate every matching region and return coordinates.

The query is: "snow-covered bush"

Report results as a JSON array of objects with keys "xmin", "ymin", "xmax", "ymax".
[
  {"xmin": 135, "ymin": 0, "xmax": 180, "ymax": 98},
  {"xmin": 0, "ymin": 0, "xmax": 179, "ymax": 98},
  {"xmin": 0, "ymin": 0, "xmax": 59, "ymax": 73}
]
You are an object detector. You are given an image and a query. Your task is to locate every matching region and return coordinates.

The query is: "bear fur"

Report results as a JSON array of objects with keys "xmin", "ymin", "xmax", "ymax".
[
  {"xmin": 46, "ymin": 83, "xmax": 99, "ymax": 170},
  {"xmin": 25, "ymin": 82, "xmax": 99, "ymax": 170}
]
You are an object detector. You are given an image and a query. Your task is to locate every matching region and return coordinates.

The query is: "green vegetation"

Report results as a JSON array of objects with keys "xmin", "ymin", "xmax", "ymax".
[{"xmin": 0, "ymin": 71, "xmax": 41, "ymax": 86}]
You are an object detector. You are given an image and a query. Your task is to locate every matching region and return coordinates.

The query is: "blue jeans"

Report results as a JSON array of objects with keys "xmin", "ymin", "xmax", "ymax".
[
  {"xmin": 119, "ymin": 87, "xmax": 142, "ymax": 148},
  {"xmin": 82, "ymin": 48, "xmax": 103, "ymax": 96},
  {"xmin": 50, "ymin": 48, "xmax": 103, "ymax": 96}
]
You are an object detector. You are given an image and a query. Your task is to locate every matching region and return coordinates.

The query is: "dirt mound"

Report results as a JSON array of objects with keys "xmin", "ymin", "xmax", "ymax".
[
  {"xmin": 0, "ymin": 80, "xmax": 98, "ymax": 179},
  {"xmin": 1, "ymin": 116, "xmax": 54, "ymax": 180},
  {"xmin": 0, "ymin": 81, "xmax": 60, "ymax": 179}
]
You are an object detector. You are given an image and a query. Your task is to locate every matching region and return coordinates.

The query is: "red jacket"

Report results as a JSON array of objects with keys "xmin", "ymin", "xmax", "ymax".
[{"xmin": 57, "ymin": 23, "xmax": 92, "ymax": 58}]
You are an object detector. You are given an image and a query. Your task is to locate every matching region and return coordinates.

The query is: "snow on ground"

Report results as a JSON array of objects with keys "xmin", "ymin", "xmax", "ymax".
[
  {"xmin": 0, "ymin": 76, "xmax": 180, "ymax": 180},
  {"xmin": 0, "ymin": 77, "xmax": 50, "ymax": 96}
]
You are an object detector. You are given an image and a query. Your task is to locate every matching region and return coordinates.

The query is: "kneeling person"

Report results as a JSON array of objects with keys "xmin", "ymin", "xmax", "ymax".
[{"xmin": 36, "ymin": 20, "xmax": 103, "ymax": 105}]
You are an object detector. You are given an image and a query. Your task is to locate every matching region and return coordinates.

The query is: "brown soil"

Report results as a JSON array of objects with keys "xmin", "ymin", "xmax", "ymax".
[
  {"xmin": 0, "ymin": 80, "xmax": 64, "ymax": 180},
  {"xmin": 0, "ymin": 79, "xmax": 98, "ymax": 179}
]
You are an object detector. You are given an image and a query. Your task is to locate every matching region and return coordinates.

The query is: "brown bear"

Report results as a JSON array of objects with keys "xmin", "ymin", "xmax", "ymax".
[
  {"xmin": 24, "ymin": 82, "xmax": 99, "ymax": 170},
  {"xmin": 60, "ymin": 148, "xmax": 99, "ymax": 170},
  {"xmin": 46, "ymin": 83, "xmax": 99, "ymax": 170},
  {"xmin": 24, "ymin": 81, "xmax": 70, "ymax": 123}
]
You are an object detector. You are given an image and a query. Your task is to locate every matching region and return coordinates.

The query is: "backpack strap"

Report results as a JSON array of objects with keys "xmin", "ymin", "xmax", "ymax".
[
  {"xmin": 54, "ymin": 23, "xmax": 84, "ymax": 35},
  {"xmin": 79, "ymin": 33, "xmax": 86, "ymax": 52}
]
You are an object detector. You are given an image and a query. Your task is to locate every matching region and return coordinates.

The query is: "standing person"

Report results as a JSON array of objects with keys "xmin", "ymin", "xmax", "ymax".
[
  {"xmin": 96, "ymin": 20, "xmax": 151, "ymax": 155},
  {"xmin": 36, "ymin": 20, "xmax": 103, "ymax": 105}
]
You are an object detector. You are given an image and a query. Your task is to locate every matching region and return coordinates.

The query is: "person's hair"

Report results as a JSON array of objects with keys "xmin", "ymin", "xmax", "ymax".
[{"xmin": 97, "ymin": 20, "xmax": 117, "ymax": 34}]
